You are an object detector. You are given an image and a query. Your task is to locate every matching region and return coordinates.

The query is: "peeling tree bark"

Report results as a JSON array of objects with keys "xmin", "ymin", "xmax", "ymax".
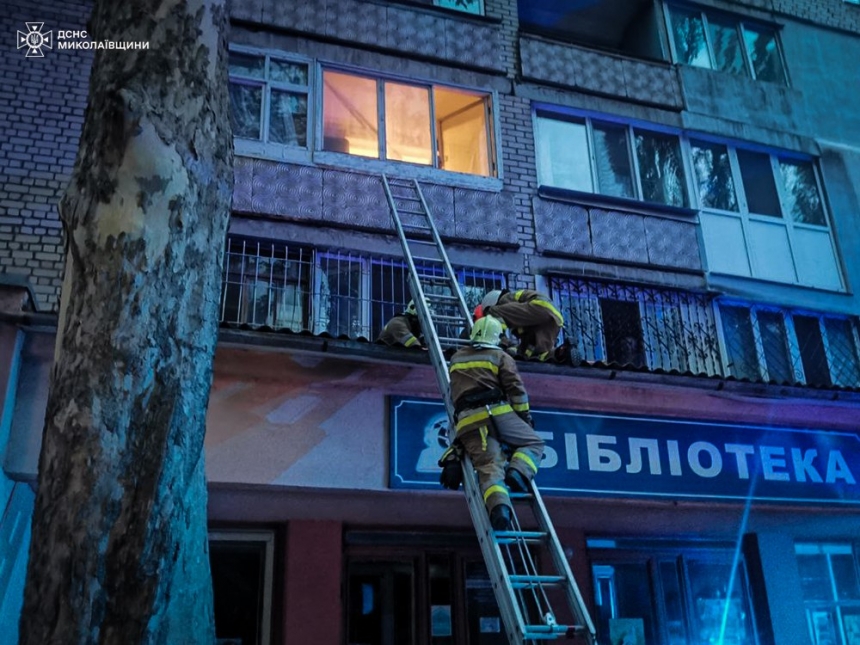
[{"xmin": 19, "ymin": 1, "xmax": 232, "ymax": 643}]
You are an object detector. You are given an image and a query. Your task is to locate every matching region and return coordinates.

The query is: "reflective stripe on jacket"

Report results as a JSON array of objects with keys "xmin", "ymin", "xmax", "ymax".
[
  {"xmin": 448, "ymin": 346, "xmax": 529, "ymax": 434},
  {"xmin": 502, "ymin": 289, "xmax": 564, "ymax": 326}
]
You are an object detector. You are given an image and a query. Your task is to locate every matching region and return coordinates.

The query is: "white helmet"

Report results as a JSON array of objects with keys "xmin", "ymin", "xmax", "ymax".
[
  {"xmin": 481, "ymin": 290, "xmax": 502, "ymax": 309},
  {"xmin": 405, "ymin": 300, "xmax": 418, "ymax": 316},
  {"xmin": 470, "ymin": 315, "xmax": 505, "ymax": 349}
]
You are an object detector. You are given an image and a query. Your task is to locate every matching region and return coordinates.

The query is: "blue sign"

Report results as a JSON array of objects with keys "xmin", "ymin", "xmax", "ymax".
[{"xmin": 389, "ymin": 397, "xmax": 860, "ymax": 505}]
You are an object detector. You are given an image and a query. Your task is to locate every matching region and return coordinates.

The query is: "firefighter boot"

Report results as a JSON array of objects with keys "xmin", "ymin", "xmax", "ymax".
[
  {"xmin": 505, "ymin": 468, "xmax": 529, "ymax": 493},
  {"xmin": 490, "ymin": 504, "xmax": 513, "ymax": 531}
]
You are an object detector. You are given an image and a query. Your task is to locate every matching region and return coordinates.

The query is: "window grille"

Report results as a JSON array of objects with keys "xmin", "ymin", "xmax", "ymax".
[
  {"xmin": 548, "ymin": 276, "xmax": 723, "ymax": 376},
  {"xmin": 221, "ymin": 236, "xmax": 505, "ymax": 341},
  {"xmin": 718, "ymin": 303, "xmax": 860, "ymax": 387}
]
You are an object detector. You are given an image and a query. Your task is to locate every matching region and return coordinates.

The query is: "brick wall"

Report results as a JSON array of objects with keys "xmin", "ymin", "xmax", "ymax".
[
  {"xmin": 725, "ymin": 0, "xmax": 860, "ymax": 33},
  {"xmin": 0, "ymin": 0, "xmax": 92, "ymax": 312}
]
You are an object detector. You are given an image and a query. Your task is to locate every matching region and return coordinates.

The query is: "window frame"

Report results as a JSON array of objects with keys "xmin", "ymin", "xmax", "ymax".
[
  {"xmin": 664, "ymin": 3, "xmax": 789, "ymax": 85},
  {"xmin": 795, "ymin": 542, "xmax": 860, "ymax": 645},
  {"xmin": 589, "ymin": 538, "xmax": 761, "ymax": 645},
  {"xmin": 209, "ymin": 529, "xmax": 276, "ymax": 645},
  {"xmin": 228, "ymin": 46, "xmax": 313, "ymax": 162},
  {"xmin": 689, "ymin": 136, "xmax": 843, "ymax": 290},
  {"xmin": 533, "ymin": 109, "xmax": 694, "ymax": 211},
  {"xmin": 319, "ymin": 66, "xmax": 498, "ymax": 178}
]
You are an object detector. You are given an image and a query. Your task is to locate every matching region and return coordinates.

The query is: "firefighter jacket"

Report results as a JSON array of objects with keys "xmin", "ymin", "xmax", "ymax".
[
  {"xmin": 378, "ymin": 313, "xmax": 422, "ymax": 347},
  {"xmin": 487, "ymin": 289, "xmax": 564, "ymax": 360},
  {"xmin": 448, "ymin": 345, "xmax": 530, "ymax": 436}
]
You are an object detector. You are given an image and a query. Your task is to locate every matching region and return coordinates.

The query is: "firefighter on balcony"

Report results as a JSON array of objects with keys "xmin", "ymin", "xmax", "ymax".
[
  {"xmin": 475, "ymin": 289, "xmax": 569, "ymax": 363},
  {"xmin": 377, "ymin": 300, "xmax": 425, "ymax": 349},
  {"xmin": 438, "ymin": 315, "xmax": 545, "ymax": 531}
]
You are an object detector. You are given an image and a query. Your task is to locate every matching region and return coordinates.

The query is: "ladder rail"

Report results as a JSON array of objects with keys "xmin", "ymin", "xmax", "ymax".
[{"xmin": 383, "ymin": 172, "xmax": 597, "ymax": 645}]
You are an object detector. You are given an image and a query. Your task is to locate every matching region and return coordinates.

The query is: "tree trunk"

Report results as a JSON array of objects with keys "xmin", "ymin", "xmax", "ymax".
[{"xmin": 19, "ymin": 1, "xmax": 232, "ymax": 643}]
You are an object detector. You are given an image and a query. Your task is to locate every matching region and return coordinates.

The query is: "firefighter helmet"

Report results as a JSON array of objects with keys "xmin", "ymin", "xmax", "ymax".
[
  {"xmin": 470, "ymin": 315, "xmax": 505, "ymax": 349},
  {"xmin": 405, "ymin": 300, "xmax": 418, "ymax": 316},
  {"xmin": 481, "ymin": 290, "xmax": 503, "ymax": 309}
]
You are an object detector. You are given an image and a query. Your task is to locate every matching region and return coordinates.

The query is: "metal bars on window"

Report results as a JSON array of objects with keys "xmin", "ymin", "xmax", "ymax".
[
  {"xmin": 220, "ymin": 236, "xmax": 505, "ymax": 341},
  {"xmin": 718, "ymin": 303, "xmax": 860, "ymax": 388},
  {"xmin": 548, "ymin": 276, "xmax": 723, "ymax": 376}
]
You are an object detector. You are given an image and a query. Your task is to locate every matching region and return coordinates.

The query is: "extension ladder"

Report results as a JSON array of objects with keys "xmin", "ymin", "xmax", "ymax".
[{"xmin": 382, "ymin": 174, "xmax": 597, "ymax": 644}]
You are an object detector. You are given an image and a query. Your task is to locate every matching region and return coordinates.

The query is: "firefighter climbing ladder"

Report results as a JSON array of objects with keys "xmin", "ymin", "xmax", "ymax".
[{"xmin": 382, "ymin": 174, "xmax": 597, "ymax": 645}]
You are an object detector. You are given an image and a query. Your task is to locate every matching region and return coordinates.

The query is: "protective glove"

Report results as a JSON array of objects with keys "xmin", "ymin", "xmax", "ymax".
[
  {"xmin": 439, "ymin": 461, "xmax": 463, "ymax": 491},
  {"xmin": 438, "ymin": 444, "xmax": 463, "ymax": 491},
  {"xmin": 517, "ymin": 410, "xmax": 535, "ymax": 428}
]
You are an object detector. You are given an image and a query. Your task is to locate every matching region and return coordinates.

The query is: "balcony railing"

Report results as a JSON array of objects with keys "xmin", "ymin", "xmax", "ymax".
[{"xmin": 220, "ymin": 237, "xmax": 860, "ymax": 390}]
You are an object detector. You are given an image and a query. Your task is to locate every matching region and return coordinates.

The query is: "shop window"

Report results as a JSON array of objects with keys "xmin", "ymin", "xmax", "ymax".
[
  {"xmin": 209, "ymin": 530, "xmax": 275, "ymax": 645},
  {"xmin": 347, "ymin": 561, "xmax": 416, "ymax": 645},
  {"xmin": 220, "ymin": 236, "xmax": 505, "ymax": 341},
  {"xmin": 718, "ymin": 303, "xmax": 860, "ymax": 387},
  {"xmin": 228, "ymin": 50, "xmax": 310, "ymax": 156},
  {"xmin": 795, "ymin": 543, "xmax": 860, "ymax": 645},
  {"xmin": 548, "ymin": 277, "xmax": 722, "ymax": 376},
  {"xmin": 665, "ymin": 5, "xmax": 788, "ymax": 84},
  {"xmin": 693, "ymin": 142, "xmax": 841, "ymax": 290},
  {"xmin": 590, "ymin": 539, "xmax": 759, "ymax": 645},
  {"xmin": 535, "ymin": 112, "xmax": 687, "ymax": 208},
  {"xmin": 322, "ymin": 69, "xmax": 495, "ymax": 177}
]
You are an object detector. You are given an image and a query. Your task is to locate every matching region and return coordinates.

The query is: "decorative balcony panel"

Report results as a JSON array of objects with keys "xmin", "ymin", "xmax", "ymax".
[
  {"xmin": 520, "ymin": 36, "xmax": 684, "ymax": 109},
  {"xmin": 233, "ymin": 158, "xmax": 516, "ymax": 244},
  {"xmin": 244, "ymin": 0, "xmax": 504, "ymax": 72},
  {"xmin": 534, "ymin": 197, "xmax": 701, "ymax": 271}
]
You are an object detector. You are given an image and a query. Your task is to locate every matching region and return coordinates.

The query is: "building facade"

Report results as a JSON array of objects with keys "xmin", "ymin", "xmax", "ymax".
[{"xmin": 2, "ymin": 0, "xmax": 860, "ymax": 643}]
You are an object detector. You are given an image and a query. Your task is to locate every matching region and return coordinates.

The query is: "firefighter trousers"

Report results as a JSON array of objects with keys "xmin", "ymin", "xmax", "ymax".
[{"xmin": 458, "ymin": 410, "xmax": 544, "ymax": 513}]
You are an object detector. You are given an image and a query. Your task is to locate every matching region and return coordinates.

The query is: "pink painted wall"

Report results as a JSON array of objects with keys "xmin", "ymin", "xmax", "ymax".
[{"xmin": 282, "ymin": 520, "xmax": 342, "ymax": 645}]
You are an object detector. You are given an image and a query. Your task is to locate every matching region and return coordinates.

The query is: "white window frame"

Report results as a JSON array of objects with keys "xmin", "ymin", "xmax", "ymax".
[
  {"xmin": 209, "ymin": 530, "xmax": 275, "ymax": 645},
  {"xmin": 228, "ymin": 46, "xmax": 313, "ymax": 162},
  {"xmin": 690, "ymin": 138, "xmax": 843, "ymax": 291},
  {"xmin": 795, "ymin": 542, "xmax": 860, "ymax": 645},
  {"xmin": 533, "ymin": 110, "xmax": 693, "ymax": 209},
  {"xmin": 319, "ymin": 66, "xmax": 498, "ymax": 178}
]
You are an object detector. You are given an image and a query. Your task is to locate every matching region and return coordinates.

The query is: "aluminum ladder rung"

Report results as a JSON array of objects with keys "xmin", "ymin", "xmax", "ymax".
[
  {"xmin": 509, "ymin": 574, "xmax": 565, "ymax": 589},
  {"xmin": 412, "ymin": 255, "xmax": 444, "ymax": 263},
  {"xmin": 495, "ymin": 530, "xmax": 547, "ymax": 545},
  {"xmin": 437, "ymin": 336, "xmax": 470, "ymax": 345},
  {"xmin": 425, "ymin": 293, "xmax": 459, "ymax": 302}
]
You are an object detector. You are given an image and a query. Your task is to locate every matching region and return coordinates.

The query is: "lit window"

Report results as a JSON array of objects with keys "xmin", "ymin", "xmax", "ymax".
[
  {"xmin": 718, "ymin": 303, "xmax": 860, "ymax": 387},
  {"xmin": 535, "ymin": 113, "xmax": 687, "ymax": 208},
  {"xmin": 694, "ymin": 142, "xmax": 841, "ymax": 290},
  {"xmin": 322, "ymin": 70, "xmax": 495, "ymax": 177},
  {"xmin": 666, "ymin": 5, "xmax": 788, "ymax": 84},
  {"xmin": 435, "ymin": 0, "xmax": 483, "ymax": 15},
  {"xmin": 228, "ymin": 51, "xmax": 310, "ymax": 149},
  {"xmin": 795, "ymin": 543, "xmax": 860, "ymax": 645}
]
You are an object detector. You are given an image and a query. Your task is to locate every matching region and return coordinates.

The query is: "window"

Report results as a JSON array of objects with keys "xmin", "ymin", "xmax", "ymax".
[
  {"xmin": 322, "ymin": 70, "xmax": 495, "ymax": 176},
  {"xmin": 228, "ymin": 50, "xmax": 310, "ymax": 154},
  {"xmin": 409, "ymin": 0, "xmax": 484, "ymax": 14},
  {"xmin": 210, "ymin": 530, "xmax": 275, "ymax": 645},
  {"xmin": 694, "ymin": 142, "xmax": 841, "ymax": 290},
  {"xmin": 666, "ymin": 5, "xmax": 787, "ymax": 84},
  {"xmin": 718, "ymin": 302, "xmax": 860, "ymax": 387},
  {"xmin": 221, "ymin": 236, "xmax": 505, "ymax": 341},
  {"xmin": 535, "ymin": 113, "xmax": 688, "ymax": 208},
  {"xmin": 548, "ymin": 277, "xmax": 722, "ymax": 376},
  {"xmin": 590, "ymin": 539, "xmax": 759, "ymax": 645},
  {"xmin": 795, "ymin": 543, "xmax": 860, "ymax": 645}
]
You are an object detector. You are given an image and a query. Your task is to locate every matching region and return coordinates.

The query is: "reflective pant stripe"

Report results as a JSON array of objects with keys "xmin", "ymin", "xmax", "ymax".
[
  {"xmin": 483, "ymin": 484, "xmax": 508, "ymax": 503},
  {"xmin": 512, "ymin": 451, "xmax": 538, "ymax": 474}
]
